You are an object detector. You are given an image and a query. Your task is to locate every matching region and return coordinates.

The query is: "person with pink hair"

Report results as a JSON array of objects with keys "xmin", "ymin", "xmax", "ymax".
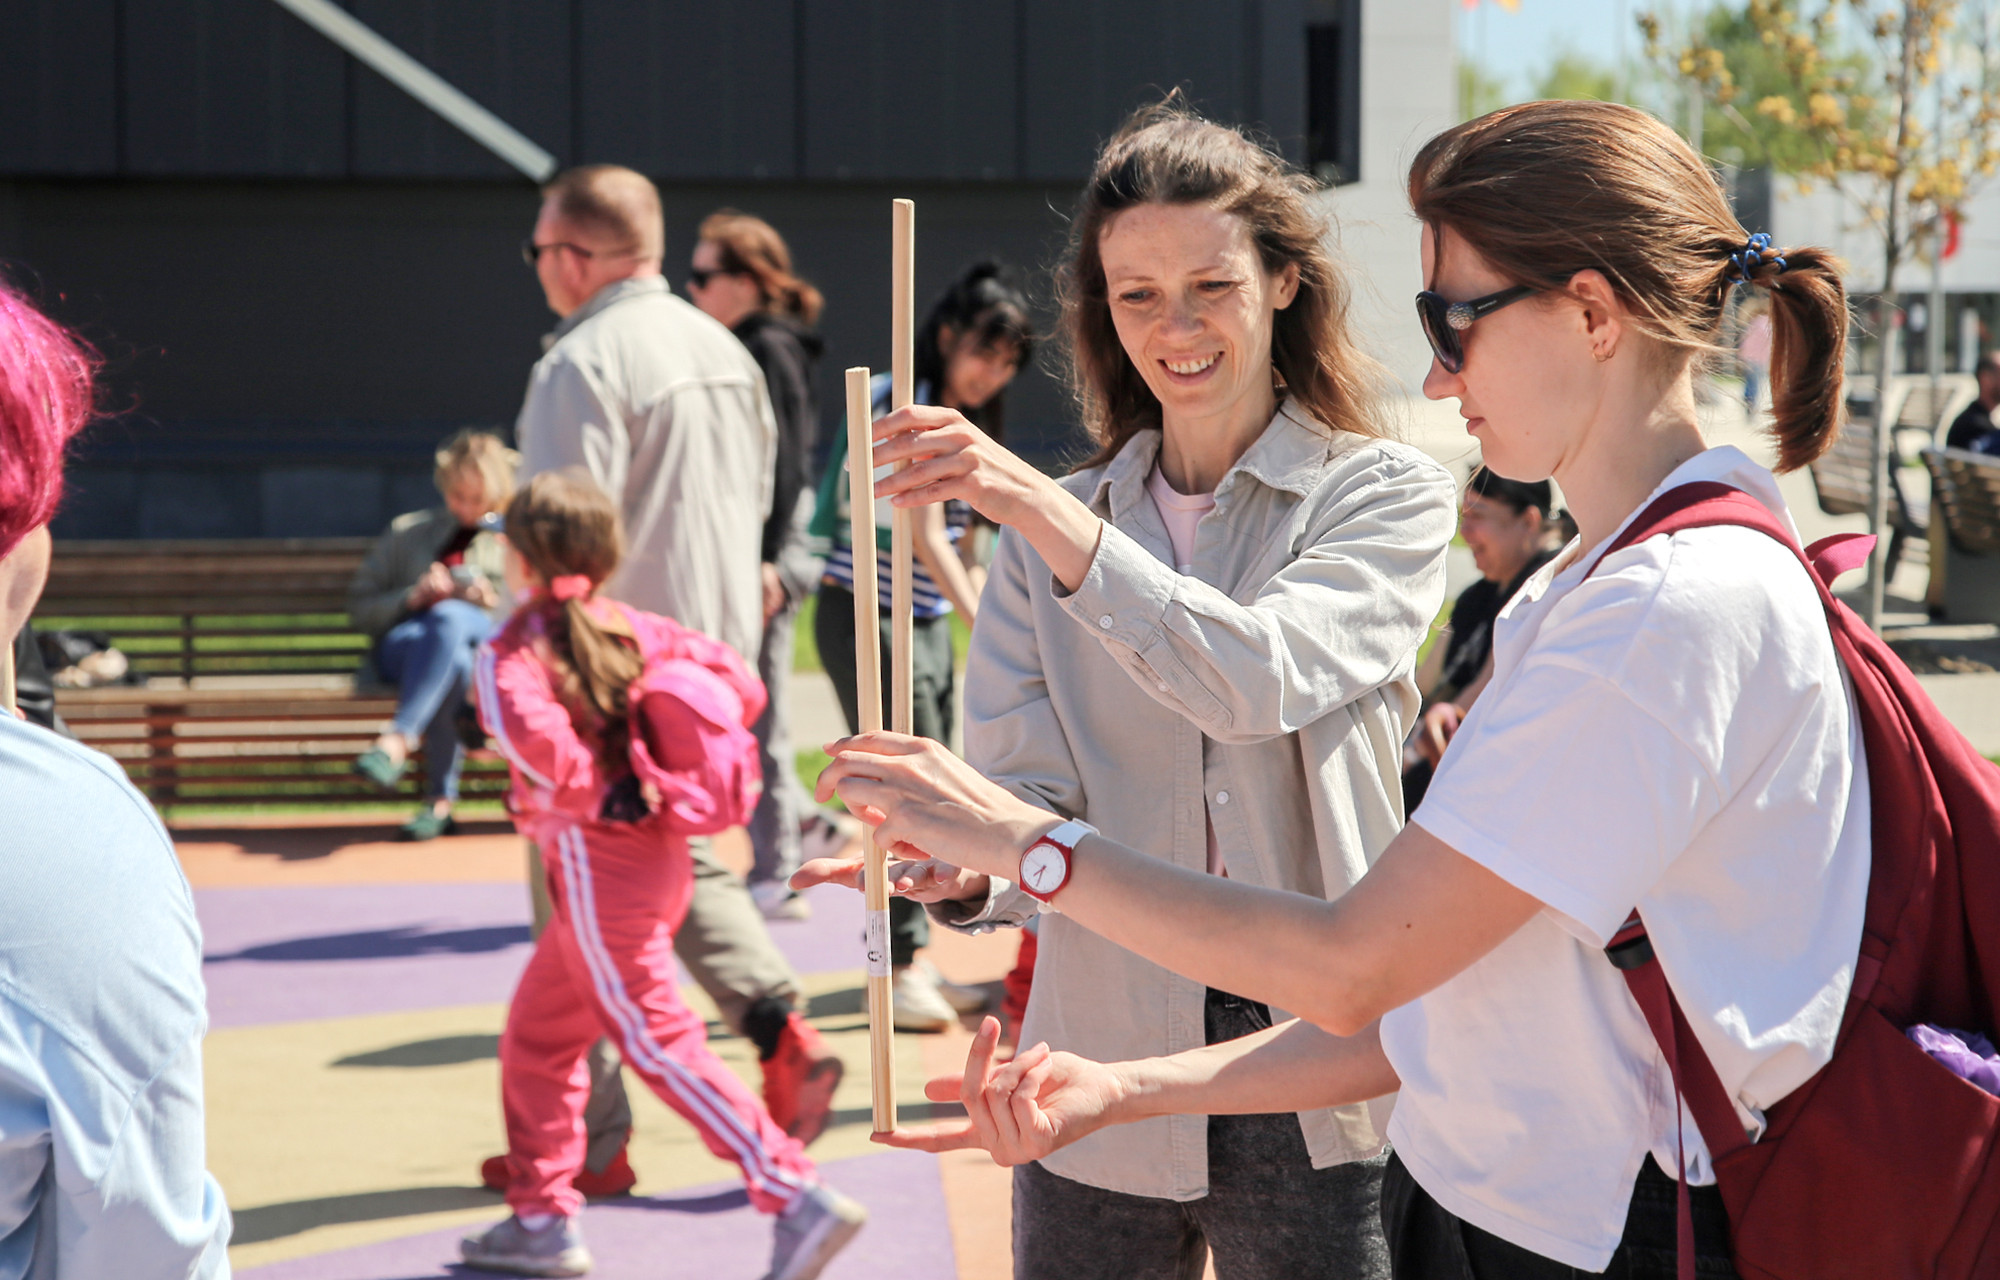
[{"xmin": 0, "ymin": 280, "xmax": 232, "ymax": 1277}]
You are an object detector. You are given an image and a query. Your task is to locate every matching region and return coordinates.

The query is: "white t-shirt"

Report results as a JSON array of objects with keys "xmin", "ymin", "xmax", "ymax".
[
  {"xmin": 1146, "ymin": 464, "xmax": 1226, "ymax": 874},
  {"xmin": 1379, "ymin": 446, "xmax": 1871, "ymax": 1270}
]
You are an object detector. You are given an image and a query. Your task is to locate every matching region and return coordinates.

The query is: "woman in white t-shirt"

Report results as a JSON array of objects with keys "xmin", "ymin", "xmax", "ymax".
[
  {"xmin": 814, "ymin": 100, "xmax": 1867, "ymax": 1278},
  {"xmin": 798, "ymin": 99, "xmax": 1455, "ymax": 1279}
]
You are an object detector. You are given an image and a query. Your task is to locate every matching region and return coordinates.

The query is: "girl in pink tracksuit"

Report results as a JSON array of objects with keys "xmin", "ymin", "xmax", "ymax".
[{"xmin": 460, "ymin": 469, "xmax": 863, "ymax": 1280}]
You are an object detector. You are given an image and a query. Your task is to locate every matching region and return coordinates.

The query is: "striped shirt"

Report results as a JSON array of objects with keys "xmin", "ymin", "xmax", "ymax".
[{"xmin": 819, "ymin": 374, "xmax": 968, "ymax": 618}]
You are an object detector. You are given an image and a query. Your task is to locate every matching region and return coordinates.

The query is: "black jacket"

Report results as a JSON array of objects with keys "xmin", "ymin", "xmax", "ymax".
[{"xmin": 734, "ymin": 312, "xmax": 824, "ymax": 565}]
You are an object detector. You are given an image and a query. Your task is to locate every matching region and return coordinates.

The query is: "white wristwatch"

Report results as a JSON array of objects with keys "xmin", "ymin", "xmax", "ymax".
[{"xmin": 1017, "ymin": 819, "xmax": 1097, "ymax": 912}]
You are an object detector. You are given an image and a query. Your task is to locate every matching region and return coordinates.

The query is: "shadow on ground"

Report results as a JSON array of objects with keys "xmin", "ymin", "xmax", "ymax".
[
  {"xmin": 208, "ymin": 925, "xmax": 531, "ymax": 964},
  {"xmin": 230, "ymin": 1187, "xmax": 502, "ymax": 1245},
  {"xmin": 334, "ymin": 1034, "xmax": 501, "ymax": 1069}
]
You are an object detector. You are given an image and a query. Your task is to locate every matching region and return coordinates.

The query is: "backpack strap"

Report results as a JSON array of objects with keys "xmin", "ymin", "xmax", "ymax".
[{"xmin": 1588, "ymin": 481, "xmax": 1877, "ymax": 1280}]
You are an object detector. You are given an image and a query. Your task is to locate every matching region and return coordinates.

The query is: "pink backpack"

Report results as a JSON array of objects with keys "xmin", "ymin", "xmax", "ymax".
[
  {"xmin": 622, "ymin": 613, "xmax": 766, "ymax": 837},
  {"xmin": 1595, "ymin": 483, "xmax": 2000, "ymax": 1280}
]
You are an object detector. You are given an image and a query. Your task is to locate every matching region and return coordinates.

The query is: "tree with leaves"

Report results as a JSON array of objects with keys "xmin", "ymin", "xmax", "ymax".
[{"xmin": 1646, "ymin": 0, "xmax": 2000, "ymax": 626}]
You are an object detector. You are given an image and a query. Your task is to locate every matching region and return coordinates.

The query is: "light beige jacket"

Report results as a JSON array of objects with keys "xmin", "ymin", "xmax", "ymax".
[
  {"xmin": 516, "ymin": 277, "xmax": 776, "ymax": 661},
  {"xmin": 940, "ymin": 404, "xmax": 1454, "ymax": 1200}
]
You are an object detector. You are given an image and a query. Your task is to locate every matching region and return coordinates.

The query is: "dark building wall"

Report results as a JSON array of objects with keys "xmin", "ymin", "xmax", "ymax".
[
  {"xmin": 0, "ymin": 0, "xmax": 1313, "ymax": 181},
  {"xmin": 0, "ymin": 177, "xmax": 1080, "ymax": 539},
  {"xmin": 0, "ymin": 0, "xmax": 1357, "ymax": 538}
]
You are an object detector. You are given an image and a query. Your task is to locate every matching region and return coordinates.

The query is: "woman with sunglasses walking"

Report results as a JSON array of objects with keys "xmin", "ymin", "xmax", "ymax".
[
  {"xmin": 800, "ymin": 98, "xmax": 1455, "ymax": 1279},
  {"xmin": 822, "ymin": 99, "xmax": 1867, "ymax": 1279}
]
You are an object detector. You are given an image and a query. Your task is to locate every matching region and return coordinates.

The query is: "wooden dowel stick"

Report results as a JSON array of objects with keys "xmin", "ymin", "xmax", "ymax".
[
  {"xmin": 846, "ymin": 364, "xmax": 897, "ymax": 1134},
  {"xmin": 890, "ymin": 198, "xmax": 915, "ymax": 740}
]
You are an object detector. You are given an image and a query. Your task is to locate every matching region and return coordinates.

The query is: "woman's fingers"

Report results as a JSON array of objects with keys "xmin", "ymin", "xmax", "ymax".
[
  {"xmin": 870, "ymin": 1120, "xmax": 983, "ymax": 1152},
  {"xmin": 789, "ymin": 857, "xmax": 865, "ymax": 893}
]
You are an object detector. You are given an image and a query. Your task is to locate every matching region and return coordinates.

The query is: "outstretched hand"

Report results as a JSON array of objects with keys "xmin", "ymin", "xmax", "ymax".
[
  {"xmin": 788, "ymin": 852, "xmax": 988, "ymax": 905},
  {"xmin": 870, "ymin": 1017, "xmax": 1131, "ymax": 1165},
  {"xmin": 810, "ymin": 732, "xmax": 1058, "ymax": 884}
]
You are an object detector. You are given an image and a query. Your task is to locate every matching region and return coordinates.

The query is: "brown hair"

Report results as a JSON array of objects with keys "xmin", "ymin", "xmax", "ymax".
[
  {"xmin": 1061, "ymin": 96, "xmax": 1386, "ymax": 469},
  {"xmin": 1407, "ymin": 100, "xmax": 1848, "ymax": 473},
  {"xmin": 541, "ymin": 165, "xmax": 665, "ymax": 263},
  {"xmin": 433, "ymin": 428, "xmax": 519, "ymax": 508},
  {"xmin": 503, "ymin": 469, "xmax": 645, "ymax": 766},
  {"xmin": 699, "ymin": 209, "xmax": 823, "ymax": 326}
]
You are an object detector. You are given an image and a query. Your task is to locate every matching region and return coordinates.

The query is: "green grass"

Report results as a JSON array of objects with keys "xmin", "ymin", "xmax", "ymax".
[
  {"xmin": 795, "ymin": 745, "xmax": 843, "ymax": 812},
  {"xmin": 791, "ymin": 591, "xmax": 973, "ymax": 676},
  {"xmin": 1414, "ymin": 593, "xmax": 1454, "ymax": 669}
]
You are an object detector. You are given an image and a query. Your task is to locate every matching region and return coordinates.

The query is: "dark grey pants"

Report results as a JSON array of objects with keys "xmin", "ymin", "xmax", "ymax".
[
  {"xmin": 1380, "ymin": 1152, "xmax": 1738, "ymax": 1279},
  {"xmin": 1011, "ymin": 989, "xmax": 1392, "ymax": 1280},
  {"xmin": 814, "ymin": 581, "xmax": 955, "ymax": 966}
]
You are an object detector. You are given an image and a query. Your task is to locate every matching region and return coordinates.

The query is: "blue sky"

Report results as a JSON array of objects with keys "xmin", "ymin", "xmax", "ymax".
[{"xmin": 1459, "ymin": 0, "xmax": 1706, "ymax": 99}]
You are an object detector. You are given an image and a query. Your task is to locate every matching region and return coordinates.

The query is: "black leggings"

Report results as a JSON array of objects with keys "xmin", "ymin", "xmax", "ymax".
[{"xmin": 1381, "ymin": 1151, "xmax": 1738, "ymax": 1279}]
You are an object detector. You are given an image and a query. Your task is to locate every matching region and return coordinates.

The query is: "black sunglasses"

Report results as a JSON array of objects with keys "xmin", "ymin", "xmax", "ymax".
[
  {"xmin": 521, "ymin": 239, "xmax": 596, "ymax": 267},
  {"xmin": 686, "ymin": 266, "xmax": 745, "ymax": 290},
  {"xmin": 1415, "ymin": 285, "xmax": 1537, "ymax": 374}
]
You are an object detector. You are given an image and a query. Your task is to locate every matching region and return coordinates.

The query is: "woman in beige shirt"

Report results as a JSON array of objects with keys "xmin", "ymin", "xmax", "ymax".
[{"xmin": 803, "ymin": 101, "xmax": 1453, "ymax": 1279}]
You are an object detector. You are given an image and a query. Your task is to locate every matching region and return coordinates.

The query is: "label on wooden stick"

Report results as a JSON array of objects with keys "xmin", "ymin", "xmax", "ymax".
[{"xmin": 865, "ymin": 908, "xmax": 890, "ymax": 979}]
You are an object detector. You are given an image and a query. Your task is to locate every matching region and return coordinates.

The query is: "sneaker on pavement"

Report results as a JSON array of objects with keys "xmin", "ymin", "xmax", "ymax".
[
  {"xmin": 460, "ymin": 1214, "xmax": 592, "ymax": 1277},
  {"xmin": 892, "ymin": 963, "xmax": 956, "ymax": 1033},
  {"xmin": 919, "ymin": 958, "xmax": 990, "ymax": 1015},
  {"xmin": 798, "ymin": 812, "xmax": 858, "ymax": 862},
  {"xmin": 750, "ymin": 878, "xmax": 812, "ymax": 921},
  {"xmin": 766, "ymin": 1183, "xmax": 866, "ymax": 1280},
  {"xmin": 478, "ymin": 1148, "xmax": 637, "ymax": 1198},
  {"xmin": 762, "ymin": 1011, "xmax": 843, "ymax": 1145}
]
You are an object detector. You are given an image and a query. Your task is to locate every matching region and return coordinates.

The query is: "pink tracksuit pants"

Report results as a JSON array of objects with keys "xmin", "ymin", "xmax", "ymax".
[{"xmin": 499, "ymin": 820, "xmax": 816, "ymax": 1219}]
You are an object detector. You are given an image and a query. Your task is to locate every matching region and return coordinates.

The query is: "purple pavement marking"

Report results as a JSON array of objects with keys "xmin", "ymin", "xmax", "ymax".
[
  {"xmin": 198, "ymin": 879, "xmax": 869, "ymax": 1029},
  {"xmin": 236, "ymin": 1148, "xmax": 955, "ymax": 1280}
]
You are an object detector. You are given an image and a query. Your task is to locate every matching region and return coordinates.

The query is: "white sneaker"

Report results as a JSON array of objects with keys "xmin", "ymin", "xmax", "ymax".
[
  {"xmin": 751, "ymin": 878, "xmax": 812, "ymax": 921},
  {"xmin": 459, "ymin": 1214, "xmax": 591, "ymax": 1277},
  {"xmin": 892, "ymin": 963, "xmax": 956, "ymax": 1032},
  {"xmin": 920, "ymin": 959, "xmax": 990, "ymax": 1015},
  {"xmin": 766, "ymin": 1183, "xmax": 866, "ymax": 1280},
  {"xmin": 798, "ymin": 812, "xmax": 858, "ymax": 862}
]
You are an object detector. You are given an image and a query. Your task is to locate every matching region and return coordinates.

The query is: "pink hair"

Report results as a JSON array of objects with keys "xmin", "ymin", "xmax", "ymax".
[{"xmin": 0, "ymin": 280, "xmax": 96, "ymax": 560}]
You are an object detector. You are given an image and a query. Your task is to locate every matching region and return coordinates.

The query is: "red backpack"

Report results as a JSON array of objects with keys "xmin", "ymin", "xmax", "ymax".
[{"xmin": 1597, "ymin": 482, "xmax": 2000, "ymax": 1280}]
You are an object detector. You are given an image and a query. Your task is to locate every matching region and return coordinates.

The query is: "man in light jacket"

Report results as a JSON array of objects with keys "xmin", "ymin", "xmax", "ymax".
[{"xmin": 499, "ymin": 166, "xmax": 842, "ymax": 1197}]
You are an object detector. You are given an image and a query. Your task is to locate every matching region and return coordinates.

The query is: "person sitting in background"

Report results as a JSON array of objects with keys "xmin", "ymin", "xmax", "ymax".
[
  {"xmin": 0, "ymin": 279, "xmax": 231, "ymax": 1276},
  {"xmin": 1403, "ymin": 467, "xmax": 1558, "ymax": 810},
  {"xmin": 687, "ymin": 209, "xmax": 831, "ymax": 920},
  {"xmin": 1946, "ymin": 351, "xmax": 2000, "ymax": 455},
  {"xmin": 349, "ymin": 428, "xmax": 516, "ymax": 839}
]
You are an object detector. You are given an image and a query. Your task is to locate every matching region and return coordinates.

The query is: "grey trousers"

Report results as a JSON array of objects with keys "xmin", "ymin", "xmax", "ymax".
[
  {"xmin": 748, "ymin": 596, "xmax": 808, "ymax": 886},
  {"xmin": 1010, "ymin": 989, "xmax": 1392, "ymax": 1280},
  {"xmin": 525, "ymin": 837, "xmax": 803, "ymax": 1171}
]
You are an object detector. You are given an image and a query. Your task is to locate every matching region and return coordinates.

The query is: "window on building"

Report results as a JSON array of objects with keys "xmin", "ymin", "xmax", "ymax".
[{"xmin": 1306, "ymin": 1, "xmax": 1361, "ymax": 185}]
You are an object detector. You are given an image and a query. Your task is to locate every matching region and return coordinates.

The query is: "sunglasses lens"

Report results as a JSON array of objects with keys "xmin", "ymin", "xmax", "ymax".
[{"xmin": 1416, "ymin": 294, "xmax": 1463, "ymax": 374}]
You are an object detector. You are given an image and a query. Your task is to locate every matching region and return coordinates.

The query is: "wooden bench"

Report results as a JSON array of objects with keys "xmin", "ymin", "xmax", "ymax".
[
  {"xmin": 1921, "ymin": 448, "xmax": 2000, "ymax": 625},
  {"xmin": 35, "ymin": 539, "xmax": 505, "ymax": 816},
  {"xmin": 1808, "ymin": 380, "xmax": 1934, "ymax": 580}
]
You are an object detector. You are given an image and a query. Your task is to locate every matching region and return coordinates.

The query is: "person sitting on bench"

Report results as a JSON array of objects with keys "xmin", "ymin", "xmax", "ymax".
[{"xmin": 349, "ymin": 428, "xmax": 516, "ymax": 839}]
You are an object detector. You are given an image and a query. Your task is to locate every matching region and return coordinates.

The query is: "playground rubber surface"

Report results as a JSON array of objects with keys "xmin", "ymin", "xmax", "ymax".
[{"xmin": 186, "ymin": 823, "xmax": 1016, "ymax": 1279}]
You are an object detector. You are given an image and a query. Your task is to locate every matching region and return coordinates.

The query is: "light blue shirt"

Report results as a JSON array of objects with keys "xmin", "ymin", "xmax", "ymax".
[{"xmin": 0, "ymin": 716, "xmax": 230, "ymax": 1278}]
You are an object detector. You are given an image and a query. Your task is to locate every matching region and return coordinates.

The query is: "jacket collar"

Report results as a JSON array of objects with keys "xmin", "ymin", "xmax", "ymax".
[
  {"xmin": 1089, "ymin": 398, "xmax": 1330, "ymax": 520},
  {"xmin": 546, "ymin": 276, "xmax": 669, "ymax": 348}
]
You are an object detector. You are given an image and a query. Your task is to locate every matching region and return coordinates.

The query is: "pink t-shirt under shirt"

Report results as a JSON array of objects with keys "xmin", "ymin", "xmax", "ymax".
[{"xmin": 1145, "ymin": 464, "xmax": 1225, "ymax": 876}]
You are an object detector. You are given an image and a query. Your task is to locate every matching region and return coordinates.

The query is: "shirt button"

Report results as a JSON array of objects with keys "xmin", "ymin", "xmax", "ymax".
[
  {"xmin": 1156, "ymin": 681, "xmax": 1169, "ymax": 692},
  {"xmin": 1097, "ymin": 614, "xmax": 1114, "ymax": 629},
  {"xmin": 1215, "ymin": 791, "xmax": 1230, "ymax": 805}
]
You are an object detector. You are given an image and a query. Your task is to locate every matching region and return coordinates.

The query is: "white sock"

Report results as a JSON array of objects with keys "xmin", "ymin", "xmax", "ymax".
[{"xmin": 516, "ymin": 1212, "xmax": 559, "ymax": 1232}]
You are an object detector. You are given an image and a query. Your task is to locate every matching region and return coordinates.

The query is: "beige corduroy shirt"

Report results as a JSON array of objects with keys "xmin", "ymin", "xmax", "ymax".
[{"xmin": 937, "ymin": 403, "xmax": 1455, "ymax": 1201}]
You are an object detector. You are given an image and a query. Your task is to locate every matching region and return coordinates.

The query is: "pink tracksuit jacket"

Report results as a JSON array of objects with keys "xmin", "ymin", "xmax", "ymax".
[{"xmin": 475, "ymin": 600, "xmax": 816, "ymax": 1219}]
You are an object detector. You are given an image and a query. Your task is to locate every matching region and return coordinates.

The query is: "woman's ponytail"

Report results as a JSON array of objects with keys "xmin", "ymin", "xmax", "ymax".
[{"xmin": 1742, "ymin": 246, "xmax": 1848, "ymax": 473}]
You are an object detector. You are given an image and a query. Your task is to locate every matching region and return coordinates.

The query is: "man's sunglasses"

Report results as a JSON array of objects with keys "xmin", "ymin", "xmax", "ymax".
[
  {"xmin": 686, "ymin": 266, "xmax": 746, "ymax": 290},
  {"xmin": 521, "ymin": 239, "xmax": 601, "ymax": 267},
  {"xmin": 1415, "ymin": 285, "xmax": 1537, "ymax": 374}
]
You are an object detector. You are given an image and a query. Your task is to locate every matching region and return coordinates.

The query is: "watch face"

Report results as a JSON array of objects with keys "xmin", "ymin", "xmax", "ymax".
[{"xmin": 1021, "ymin": 842, "xmax": 1065, "ymax": 895}]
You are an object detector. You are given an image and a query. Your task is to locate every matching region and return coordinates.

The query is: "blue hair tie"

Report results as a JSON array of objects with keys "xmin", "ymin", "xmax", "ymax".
[{"xmin": 1729, "ymin": 233, "xmax": 1787, "ymax": 286}]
